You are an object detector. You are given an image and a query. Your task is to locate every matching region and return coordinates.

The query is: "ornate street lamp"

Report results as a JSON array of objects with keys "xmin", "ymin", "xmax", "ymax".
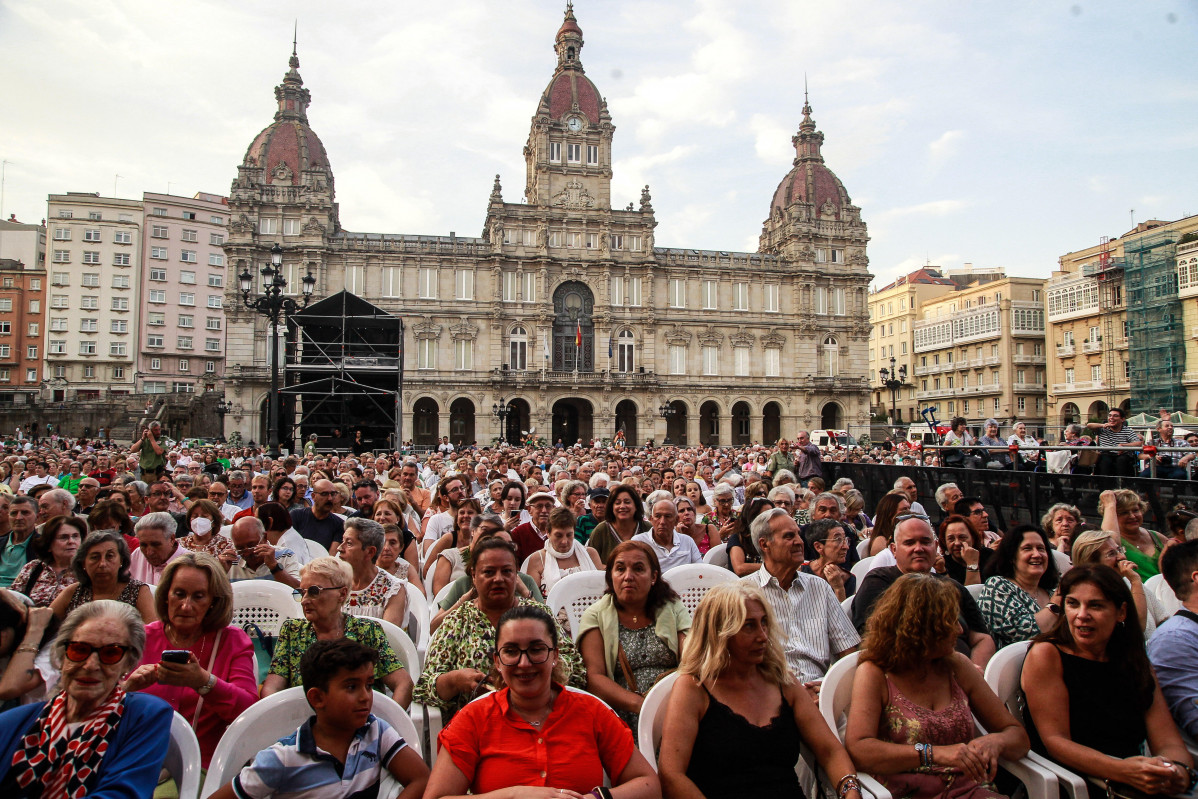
[
  {"xmin": 658, "ymin": 401, "xmax": 677, "ymax": 446},
  {"xmin": 492, "ymin": 397, "xmax": 510, "ymax": 445},
  {"xmin": 878, "ymin": 356, "xmax": 908, "ymax": 425},
  {"xmin": 238, "ymin": 243, "xmax": 315, "ymax": 457}
]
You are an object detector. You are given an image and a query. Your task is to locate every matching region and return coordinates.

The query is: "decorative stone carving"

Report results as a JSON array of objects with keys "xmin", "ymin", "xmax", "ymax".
[
  {"xmin": 550, "ymin": 180, "xmax": 595, "ymax": 209},
  {"xmin": 302, "ymin": 216, "xmax": 325, "ymax": 235},
  {"xmin": 271, "ymin": 161, "xmax": 294, "ymax": 185},
  {"xmin": 698, "ymin": 326, "xmax": 723, "ymax": 347},
  {"xmin": 762, "ymin": 331, "xmax": 786, "ymax": 349},
  {"xmin": 450, "ymin": 320, "xmax": 480, "ymax": 341},
  {"xmin": 664, "ymin": 326, "xmax": 691, "ymax": 346},
  {"xmin": 413, "ymin": 318, "xmax": 442, "ymax": 340},
  {"xmin": 730, "ymin": 331, "xmax": 756, "ymax": 348}
]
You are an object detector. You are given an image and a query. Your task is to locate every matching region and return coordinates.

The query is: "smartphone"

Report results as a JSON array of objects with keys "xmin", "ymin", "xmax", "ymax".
[{"xmin": 161, "ymin": 650, "xmax": 191, "ymax": 664}]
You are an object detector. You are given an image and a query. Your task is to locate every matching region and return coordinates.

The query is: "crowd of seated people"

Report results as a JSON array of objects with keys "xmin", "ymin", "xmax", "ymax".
[{"xmin": 3, "ymin": 430, "xmax": 1198, "ymax": 798}]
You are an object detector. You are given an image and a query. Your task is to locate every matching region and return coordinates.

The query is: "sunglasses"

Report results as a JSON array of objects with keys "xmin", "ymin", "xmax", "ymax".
[
  {"xmin": 894, "ymin": 513, "xmax": 931, "ymax": 523},
  {"xmin": 64, "ymin": 641, "xmax": 131, "ymax": 665},
  {"xmin": 294, "ymin": 585, "xmax": 341, "ymax": 599}
]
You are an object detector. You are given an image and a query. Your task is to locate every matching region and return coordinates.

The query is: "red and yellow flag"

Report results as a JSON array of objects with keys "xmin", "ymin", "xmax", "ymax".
[{"xmin": 575, "ymin": 321, "xmax": 582, "ymax": 348}]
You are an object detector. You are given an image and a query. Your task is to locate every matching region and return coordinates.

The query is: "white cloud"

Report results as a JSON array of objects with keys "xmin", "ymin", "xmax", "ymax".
[{"xmin": 928, "ymin": 130, "xmax": 965, "ymax": 165}]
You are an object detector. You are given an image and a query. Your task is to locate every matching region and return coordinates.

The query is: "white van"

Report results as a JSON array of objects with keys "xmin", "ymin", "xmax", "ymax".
[
  {"xmin": 905, "ymin": 426, "xmax": 948, "ymax": 447},
  {"xmin": 814, "ymin": 430, "xmax": 858, "ymax": 449}
]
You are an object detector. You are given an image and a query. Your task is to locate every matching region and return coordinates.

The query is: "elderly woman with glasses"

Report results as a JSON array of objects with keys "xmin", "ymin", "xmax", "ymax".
[
  {"xmin": 260, "ymin": 556, "xmax": 413, "ymax": 705},
  {"xmin": 51, "ymin": 530, "xmax": 156, "ymax": 623},
  {"xmin": 0, "ymin": 601, "xmax": 174, "ymax": 797},
  {"xmin": 8, "ymin": 515, "xmax": 83, "ymax": 608},
  {"xmin": 802, "ymin": 519, "xmax": 855, "ymax": 601}
]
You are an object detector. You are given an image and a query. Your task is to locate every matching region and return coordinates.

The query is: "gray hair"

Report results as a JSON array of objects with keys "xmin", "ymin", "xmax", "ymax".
[
  {"xmin": 892, "ymin": 476, "xmax": 915, "ymax": 491},
  {"xmin": 589, "ymin": 472, "xmax": 612, "ymax": 488},
  {"xmin": 1064, "ymin": 423, "xmax": 1084, "ymax": 439},
  {"xmin": 126, "ymin": 481, "xmax": 148, "ymax": 499},
  {"xmin": 53, "ymin": 599, "xmax": 145, "ymax": 673},
  {"xmin": 1040, "ymin": 503, "xmax": 1082, "ymax": 535},
  {"xmin": 767, "ymin": 485, "xmax": 795, "ymax": 504},
  {"xmin": 773, "ymin": 469, "xmax": 796, "ymax": 485},
  {"xmin": 42, "ymin": 488, "xmax": 76, "ymax": 512},
  {"xmin": 814, "ymin": 492, "xmax": 845, "ymax": 513},
  {"xmin": 934, "ymin": 483, "xmax": 960, "ymax": 509},
  {"xmin": 832, "ymin": 478, "xmax": 854, "ymax": 492},
  {"xmin": 472, "ymin": 511, "xmax": 504, "ymax": 531},
  {"xmin": 135, "ymin": 511, "xmax": 178, "ymax": 539},
  {"xmin": 73, "ymin": 530, "xmax": 132, "ymax": 586},
  {"xmin": 749, "ymin": 507, "xmax": 792, "ymax": 556},
  {"xmin": 713, "ymin": 483, "xmax": 735, "ymax": 499},
  {"xmin": 228, "ymin": 470, "xmax": 246, "ymax": 482},
  {"xmin": 344, "ymin": 517, "xmax": 385, "ymax": 555},
  {"xmin": 645, "ymin": 489, "xmax": 673, "ymax": 509}
]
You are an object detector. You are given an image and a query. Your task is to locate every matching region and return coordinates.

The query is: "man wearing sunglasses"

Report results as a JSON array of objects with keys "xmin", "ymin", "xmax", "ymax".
[
  {"xmin": 289, "ymin": 478, "xmax": 345, "ymax": 556},
  {"xmin": 228, "ymin": 516, "xmax": 301, "ymax": 587}
]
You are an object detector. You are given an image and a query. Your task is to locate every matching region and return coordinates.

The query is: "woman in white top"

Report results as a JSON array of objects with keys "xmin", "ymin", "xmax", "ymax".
[
  {"xmin": 525, "ymin": 507, "xmax": 601, "ymax": 598},
  {"xmin": 428, "ymin": 499, "xmax": 481, "ymax": 595},
  {"xmin": 1007, "ymin": 420, "xmax": 1041, "ymax": 471},
  {"xmin": 338, "ymin": 517, "xmax": 406, "ymax": 625}
]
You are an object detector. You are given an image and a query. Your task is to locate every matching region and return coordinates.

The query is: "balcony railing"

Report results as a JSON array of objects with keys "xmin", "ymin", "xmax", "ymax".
[
  {"xmin": 1082, "ymin": 340, "xmax": 1102, "ymax": 353},
  {"xmin": 1056, "ymin": 345, "xmax": 1075, "ymax": 357},
  {"xmin": 1051, "ymin": 380, "xmax": 1105, "ymax": 393}
]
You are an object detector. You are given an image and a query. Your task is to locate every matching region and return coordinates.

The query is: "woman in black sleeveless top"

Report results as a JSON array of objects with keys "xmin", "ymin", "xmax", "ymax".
[
  {"xmin": 1023, "ymin": 565, "xmax": 1195, "ymax": 797},
  {"xmin": 657, "ymin": 581, "xmax": 862, "ymax": 799}
]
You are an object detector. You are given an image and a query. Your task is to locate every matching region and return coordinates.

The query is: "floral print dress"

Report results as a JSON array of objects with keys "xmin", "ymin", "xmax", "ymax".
[
  {"xmin": 268, "ymin": 616, "xmax": 404, "ymax": 690},
  {"xmin": 344, "ymin": 568, "xmax": 404, "ymax": 620},
  {"xmin": 9, "ymin": 561, "xmax": 77, "ymax": 607}
]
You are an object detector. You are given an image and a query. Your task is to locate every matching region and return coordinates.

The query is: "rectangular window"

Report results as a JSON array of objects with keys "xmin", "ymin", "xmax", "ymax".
[
  {"xmin": 0, "ymin": 299, "xmax": 10, "ymax": 312},
  {"xmin": 80, "ymin": 296, "xmax": 98, "ymax": 310},
  {"xmin": 628, "ymin": 235, "xmax": 642, "ymax": 251},
  {"xmin": 179, "ymin": 293, "xmax": 195, "ymax": 306},
  {"xmin": 179, "ymin": 359, "xmax": 189, "ymax": 372},
  {"xmin": 0, "ymin": 369, "xmax": 8, "ymax": 382},
  {"xmin": 418, "ymin": 339, "xmax": 436, "ymax": 369},
  {"xmin": 58, "ymin": 210, "xmax": 73, "ymax": 218},
  {"xmin": 88, "ymin": 212, "xmax": 101, "ymax": 220},
  {"xmin": 207, "ymin": 273, "xmax": 223, "ymax": 288},
  {"xmin": 178, "ymin": 271, "xmax": 195, "ymax": 284},
  {"xmin": 205, "ymin": 338, "xmax": 221, "ymax": 352},
  {"xmin": 111, "ymin": 275, "xmax": 129, "ymax": 288},
  {"xmin": 701, "ymin": 345, "xmax": 719, "ymax": 375},
  {"xmin": 112, "ymin": 253, "xmax": 130, "ymax": 266},
  {"xmin": 379, "ymin": 266, "xmax": 399, "ymax": 298},
  {"xmin": 208, "ymin": 253, "xmax": 225, "ymax": 266},
  {"xmin": 627, "ymin": 277, "xmax": 641, "ymax": 306},
  {"xmin": 50, "ymin": 318, "xmax": 68, "ymax": 332},
  {"xmin": 51, "ymin": 294, "xmax": 69, "ymax": 309},
  {"xmin": 815, "ymin": 287, "xmax": 827, "ymax": 315},
  {"xmin": 83, "ymin": 228, "xmax": 101, "ymax": 242},
  {"xmin": 111, "ymin": 297, "xmax": 129, "ymax": 311},
  {"xmin": 702, "ymin": 280, "xmax": 718, "ymax": 310},
  {"xmin": 181, "ymin": 229, "xmax": 198, "ymax": 242},
  {"xmin": 53, "ymin": 228, "xmax": 71, "ymax": 240},
  {"xmin": 1017, "ymin": 396, "xmax": 1027, "ymax": 412},
  {"xmin": 82, "ymin": 251, "xmax": 100, "ymax": 264},
  {"xmin": 763, "ymin": 283, "xmax": 779, "ymax": 312},
  {"xmin": 206, "ymin": 361, "xmax": 216, "ymax": 373},
  {"xmin": 25, "ymin": 369, "xmax": 36, "ymax": 383},
  {"xmin": 832, "ymin": 287, "xmax": 846, "ymax": 315},
  {"xmin": 30, "ymin": 279, "xmax": 40, "ymax": 290},
  {"xmin": 0, "ymin": 345, "xmax": 8, "ymax": 357},
  {"xmin": 148, "ymin": 312, "xmax": 165, "ymax": 326},
  {"xmin": 586, "ymin": 233, "xmax": 598, "ymax": 249},
  {"xmin": 25, "ymin": 346, "xmax": 36, "ymax": 360},
  {"xmin": 150, "ymin": 357, "xmax": 161, "ymax": 369},
  {"xmin": 455, "ymin": 269, "xmax": 473, "ymax": 300},
  {"xmin": 52, "ymin": 250, "xmax": 70, "ymax": 263},
  {"xmin": 26, "ymin": 321, "xmax": 37, "ymax": 337},
  {"xmin": 210, "ymin": 215, "xmax": 223, "ymax": 224},
  {"xmin": 668, "ymin": 345, "xmax": 686, "ymax": 375},
  {"xmin": 51, "ymin": 272, "xmax": 69, "ymax": 286},
  {"xmin": 259, "ymin": 218, "xmax": 277, "ymax": 235},
  {"xmin": 151, "ymin": 246, "xmax": 167, "ymax": 259},
  {"xmin": 151, "ymin": 225, "xmax": 168, "ymax": 238},
  {"xmin": 209, "ymin": 233, "xmax": 225, "ymax": 245},
  {"xmin": 566, "ymin": 143, "xmax": 581, "ymax": 163},
  {"xmin": 668, "ymin": 278, "xmax": 685, "ymax": 308},
  {"xmin": 734, "ymin": 347, "xmax": 750, "ymax": 376},
  {"xmin": 110, "ymin": 320, "xmax": 127, "ymax": 333},
  {"xmin": 180, "ymin": 250, "xmax": 197, "ymax": 262},
  {"xmin": 418, "ymin": 267, "xmax": 437, "ymax": 299},
  {"xmin": 548, "ymin": 231, "xmax": 562, "ymax": 247},
  {"xmin": 177, "ymin": 336, "xmax": 193, "ymax": 350},
  {"xmin": 566, "ymin": 232, "xmax": 582, "ymax": 248},
  {"xmin": 206, "ymin": 295, "xmax": 222, "ymax": 309},
  {"xmin": 82, "ymin": 273, "xmax": 99, "ymax": 287},
  {"xmin": 282, "ymin": 219, "xmax": 301, "ymax": 236},
  {"xmin": 147, "ymin": 334, "xmax": 164, "ymax": 348},
  {"xmin": 1092, "ymin": 365, "xmax": 1102, "ymax": 382},
  {"xmin": 610, "ymin": 234, "xmax": 623, "ymax": 251},
  {"xmin": 149, "ymin": 290, "xmax": 166, "ymax": 303},
  {"xmin": 454, "ymin": 340, "xmax": 473, "ymax": 370},
  {"xmin": 206, "ymin": 317, "xmax": 221, "ymax": 330},
  {"xmin": 109, "ymin": 342, "xmax": 127, "ymax": 357},
  {"xmin": 502, "ymin": 271, "xmax": 517, "ymax": 302},
  {"xmin": 178, "ymin": 315, "xmax": 194, "ymax": 328},
  {"xmin": 49, "ymin": 340, "xmax": 66, "ymax": 355},
  {"xmin": 765, "ymin": 347, "xmax": 781, "ymax": 377},
  {"xmin": 733, "ymin": 282, "xmax": 749, "ymax": 312},
  {"xmin": 0, "ymin": 322, "xmax": 9, "ymax": 334},
  {"xmin": 522, "ymin": 271, "xmax": 536, "ymax": 303},
  {"xmin": 549, "ymin": 142, "xmax": 561, "ymax": 162},
  {"xmin": 586, "ymin": 145, "xmax": 599, "ymax": 165}
]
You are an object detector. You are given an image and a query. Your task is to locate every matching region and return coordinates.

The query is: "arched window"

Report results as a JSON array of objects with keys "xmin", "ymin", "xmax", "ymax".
[
  {"xmin": 616, "ymin": 329, "xmax": 635, "ymax": 373},
  {"xmin": 509, "ymin": 327, "xmax": 528, "ymax": 371},
  {"xmin": 822, "ymin": 336, "xmax": 839, "ymax": 377}
]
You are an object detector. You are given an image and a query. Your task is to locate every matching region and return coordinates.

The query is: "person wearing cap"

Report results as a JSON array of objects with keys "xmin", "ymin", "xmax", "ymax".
[
  {"xmin": 576, "ymin": 487, "xmax": 608, "ymax": 544},
  {"xmin": 511, "ymin": 490, "xmax": 556, "ymax": 565}
]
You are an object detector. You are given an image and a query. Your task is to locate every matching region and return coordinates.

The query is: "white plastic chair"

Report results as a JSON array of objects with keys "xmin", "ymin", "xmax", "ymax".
[
  {"xmin": 166, "ymin": 710, "xmax": 203, "ymax": 799},
  {"xmin": 230, "ymin": 580, "xmax": 303, "ymax": 636},
  {"xmin": 702, "ymin": 542, "xmax": 730, "ymax": 568},
  {"xmin": 840, "ymin": 594, "xmax": 854, "ymax": 615},
  {"xmin": 856, "ymin": 538, "xmax": 872, "ymax": 558},
  {"xmin": 305, "ymin": 539, "xmax": 329, "ymax": 560},
  {"xmin": 403, "ymin": 581, "xmax": 430, "ymax": 655},
  {"xmin": 850, "ymin": 555, "xmax": 875, "ymax": 585},
  {"xmin": 547, "ymin": 570, "xmax": 608, "ymax": 639},
  {"xmin": 967, "ymin": 582, "xmax": 987, "ymax": 602},
  {"xmin": 375, "ymin": 617, "xmax": 422, "ymax": 683},
  {"xmin": 432, "ymin": 582, "xmax": 455, "ymax": 612},
  {"xmin": 200, "ymin": 688, "xmax": 420, "ymax": 799},
  {"xmin": 663, "ymin": 563, "xmax": 738, "ymax": 617}
]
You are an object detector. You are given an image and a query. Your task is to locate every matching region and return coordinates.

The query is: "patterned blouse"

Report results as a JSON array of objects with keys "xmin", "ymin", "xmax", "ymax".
[
  {"xmin": 344, "ymin": 568, "xmax": 404, "ymax": 620},
  {"xmin": 978, "ymin": 576, "xmax": 1042, "ymax": 650},
  {"xmin": 66, "ymin": 579, "xmax": 147, "ymax": 614},
  {"xmin": 413, "ymin": 597, "xmax": 586, "ymax": 718},
  {"xmin": 9, "ymin": 560, "xmax": 77, "ymax": 607},
  {"xmin": 268, "ymin": 616, "xmax": 404, "ymax": 690},
  {"xmin": 181, "ymin": 532, "xmax": 234, "ymax": 560}
]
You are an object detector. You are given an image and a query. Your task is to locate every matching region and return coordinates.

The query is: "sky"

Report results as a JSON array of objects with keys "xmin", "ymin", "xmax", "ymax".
[{"xmin": 1, "ymin": 0, "xmax": 1195, "ymax": 288}]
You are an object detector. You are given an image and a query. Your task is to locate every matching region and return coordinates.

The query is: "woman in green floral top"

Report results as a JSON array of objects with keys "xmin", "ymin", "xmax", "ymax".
[
  {"xmin": 260, "ymin": 556, "xmax": 413, "ymax": 706},
  {"xmin": 414, "ymin": 537, "xmax": 585, "ymax": 720}
]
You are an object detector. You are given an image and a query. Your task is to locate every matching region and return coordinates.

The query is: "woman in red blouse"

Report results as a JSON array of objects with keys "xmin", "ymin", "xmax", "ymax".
[{"xmin": 427, "ymin": 604, "xmax": 659, "ymax": 799}]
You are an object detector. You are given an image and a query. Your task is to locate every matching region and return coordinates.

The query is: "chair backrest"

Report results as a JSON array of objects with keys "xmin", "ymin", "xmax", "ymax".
[
  {"xmin": 664, "ymin": 564, "xmax": 739, "ymax": 617},
  {"xmin": 403, "ymin": 581, "xmax": 430, "ymax": 653},
  {"xmin": 305, "ymin": 539, "xmax": 329, "ymax": 560},
  {"xmin": 967, "ymin": 582, "xmax": 986, "ymax": 601},
  {"xmin": 1148, "ymin": 572, "xmax": 1182, "ymax": 618},
  {"xmin": 637, "ymin": 670, "xmax": 681, "ymax": 768},
  {"xmin": 231, "ymin": 580, "xmax": 303, "ymax": 637},
  {"xmin": 856, "ymin": 537, "xmax": 872, "ymax": 558},
  {"xmin": 432, "ymin": 582, "xmax": 455, "ymax": 611},
  {"xmin": 376, "ymin": 617, "xmax": 422, "ymax": 684},
  {"xmin": 983, "ymin": 641, "xmax": 1031, "ymax": 722},
  {"xmin": 850, "ymin": 555, "xmax": 875, "ymax": 584},
  {"xmin": 818, "ymin": 649, "xmax": 860, "ymax": 736},
  {"xmin": 200, "ymin": 687, "xmax": 421, "ymax": 799},
  {"xmin": 840, "ymin": 594, "xmax": 854, "ymax": 615},
  {"xmin": 702, "ymin": 542, "xmax": 730, "ymax": 568},
  {"xmin": 166, "ymin": 711, "xmax": 202, "ymax": 799},
  {"xmin": 547, "ymin": 570, "xmax": 609, "ymax": 639}
]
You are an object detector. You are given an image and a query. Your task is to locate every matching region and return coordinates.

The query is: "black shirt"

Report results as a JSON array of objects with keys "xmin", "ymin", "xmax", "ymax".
[
  {"xmin": 289, "ymin": 507, "xmax": 345, "ymax": 551},
  {"xmin": 852, "ymin": 566, "xmax": 990, "ymax": 656},
  {"xmin": 941, "ymin": 547, "xmax": 994, "ymax": 586}
]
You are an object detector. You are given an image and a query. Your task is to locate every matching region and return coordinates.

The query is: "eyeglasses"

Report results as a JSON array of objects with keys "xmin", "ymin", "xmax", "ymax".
[
  {"xmin": 495, "ymin": 643, "xmax": 555, "ymax": 665},
  {"xmin": 894, "ymin": 513, "xmax": 931, "ymax": 523},
  {"xmin": 967, "ymin": 508, "xmax": 987, "ymax": 516},
  {"xmin": 822, "ymin": 535, "xmax": 848, "ymax": 544},
  {"xmin": 295, "ymin": 585, "xmax": 341, "ymax": 599},
  {"xmin": 64, "ymin": 641, "xmax": 131, "ymax": 665},
  {"xmin": 150, "ymin": 490, "xmax": 172, "ymax": 497},
  {"xmin": 314, "ymin": 490, "xmax": 340, "ymax": 497}
]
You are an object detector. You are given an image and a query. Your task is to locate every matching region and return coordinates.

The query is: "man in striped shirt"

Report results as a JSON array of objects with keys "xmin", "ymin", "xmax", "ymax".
[
  {"xmin": 1087, "ymin": 408, "xmax": 1142, "ymax": 477},
  {"xmin": 742, "ymin": 507, "xmax": 859, "ymax": 687}
]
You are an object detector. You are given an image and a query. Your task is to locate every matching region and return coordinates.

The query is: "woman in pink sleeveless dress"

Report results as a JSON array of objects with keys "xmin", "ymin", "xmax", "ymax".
[{"xmin": 846, "ymin": 573, "xmax": 1029, "ymax": 798}]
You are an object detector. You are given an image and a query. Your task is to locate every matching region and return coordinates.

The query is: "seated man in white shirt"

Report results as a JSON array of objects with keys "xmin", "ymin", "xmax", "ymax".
[
  {"xmin": 227, "ymin": 516, "xmax": 302, "ymax": 586},
  {"xmin": 129, "ymin": 511, "xmax": 191, "ymax": 586},
  {"xmin": 207, "ymin": 482, "xmax": 242, "ymax": 522},
  {"xmin": 632, "ymin": 498, "xmax": 701, "ymax": 573}
]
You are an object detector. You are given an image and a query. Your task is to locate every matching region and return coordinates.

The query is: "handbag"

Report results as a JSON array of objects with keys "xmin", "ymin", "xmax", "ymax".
[{"xmin": 242, "ymin": 622, "xmax": 275, "ymax": 684}]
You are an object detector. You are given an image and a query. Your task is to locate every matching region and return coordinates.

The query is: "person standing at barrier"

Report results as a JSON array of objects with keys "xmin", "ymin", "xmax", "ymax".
[{"xmin": 1088, "ymin": 408, "xmax": 1142, "ymax": 477}]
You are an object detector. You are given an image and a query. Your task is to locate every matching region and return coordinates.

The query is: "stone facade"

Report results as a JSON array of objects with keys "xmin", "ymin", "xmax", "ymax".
[{"xmin": 221, "ymin": 9, "xmax": 872, "ymax": 449}]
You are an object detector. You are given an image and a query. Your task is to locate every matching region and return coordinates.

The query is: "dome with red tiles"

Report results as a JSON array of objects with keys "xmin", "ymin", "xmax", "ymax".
[
  {"xmin": 537, "ymin": 3, "xmax": 604, "ymax": 125},
  {"xmin": 768, "ymin": 101, "xmax": 851, "ymax": 219},
  {"xmin": 242, "ymin": 49, "xmax": 332, "ymax": 184}
]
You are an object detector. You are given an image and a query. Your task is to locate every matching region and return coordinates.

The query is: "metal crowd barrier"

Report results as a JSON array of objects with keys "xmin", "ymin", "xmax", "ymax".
[{"xmin": 915, "ymin": 443, "xmax": 1194, "ymax": 479}]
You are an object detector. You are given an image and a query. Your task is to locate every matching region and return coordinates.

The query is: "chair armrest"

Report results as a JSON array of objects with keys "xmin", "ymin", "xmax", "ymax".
[
  {"xmin": 1025, "ymin": 752, "xmax": 1090, "ymax": 799},
  {"xmin": 410, "ymin": 703, "xmax": 443, "ymax": 768},
  {"xmin": 999, "ymin": 756, "xmax": 1058, "ymax": 799}
]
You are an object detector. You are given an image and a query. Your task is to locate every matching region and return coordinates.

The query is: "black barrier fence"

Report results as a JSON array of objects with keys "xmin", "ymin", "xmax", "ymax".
[{"xmin": 822, "ymin": 462, "xmax": 1198, "ymax": 533}]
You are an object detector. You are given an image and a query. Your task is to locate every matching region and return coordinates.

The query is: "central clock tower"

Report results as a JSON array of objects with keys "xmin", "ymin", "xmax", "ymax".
[{"xmin": 523, "ymin": 3, "xmax": 614, "ymax": 210}]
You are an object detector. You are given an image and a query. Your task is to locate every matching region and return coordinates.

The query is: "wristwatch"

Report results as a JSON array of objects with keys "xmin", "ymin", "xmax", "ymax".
[
  {"xmin": 197, "ymin": 673, "xmax": 217, "ymax": 696},
  {"xmin": 269, "ymin": 563, "xmax": 283, "ymax": 574},
  {"xmin": 1046, "ymin": 603, "xmax": 1062, "ymax": 616},
  {"xmin": 966, "ymin": 564, "xmax": 979, "ymax": 571}
]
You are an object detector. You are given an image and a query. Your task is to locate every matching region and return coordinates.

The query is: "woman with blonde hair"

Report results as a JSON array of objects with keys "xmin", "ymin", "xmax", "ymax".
[
  {"xmin": 1101, "ymin": 489, "xmax": 1168, "ymax": 578},
  {"xmin": 658, "ymin": 581, "xmax": 862, "ymax": 799},
  {"xmin": 846, "ymin": 573, "xmax": 1028, "ymax": 798}
]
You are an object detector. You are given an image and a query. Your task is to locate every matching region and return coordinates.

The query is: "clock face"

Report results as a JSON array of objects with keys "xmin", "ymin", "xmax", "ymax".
[{"xmin": 566, "ymin": 116, "xmax": 583, "ymax": 132}]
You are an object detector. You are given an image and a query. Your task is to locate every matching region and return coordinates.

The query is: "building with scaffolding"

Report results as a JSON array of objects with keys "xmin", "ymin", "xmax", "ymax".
[{"xmin": 1046, "ymin": 214, "xmax": 1198, "ymax": 434}]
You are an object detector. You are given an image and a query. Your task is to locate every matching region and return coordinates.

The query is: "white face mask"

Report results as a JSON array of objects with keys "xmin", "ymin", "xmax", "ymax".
[{"xmin": 190, "ymin": 517, "xmax": 213, "ymax": 535}]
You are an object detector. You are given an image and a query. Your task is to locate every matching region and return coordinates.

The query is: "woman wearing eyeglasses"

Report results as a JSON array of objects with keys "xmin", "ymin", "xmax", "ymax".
[
  {"xmin": 50, "ymin": 530, "xmax": 156, "ymax": 624},
  {"xmin": 426, "ymin": 604, "xmax": 659, "ymax": 799},
  {"xmin": 0, "ymin": 600, "xmax": 174, "ymax": 797},
  {"xmin": 260, "ymin": 556, "xmax": 413, "ymax": 705}
]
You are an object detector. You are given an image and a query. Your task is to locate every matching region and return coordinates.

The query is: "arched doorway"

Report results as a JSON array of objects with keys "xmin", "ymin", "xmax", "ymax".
[
  {"xmin": 665, "ymin": 400, "xmax": 688, "ymax": 445},
  {"xmin": 699, "ymin": 401, "xmax": 721, "ymax": 446},
  {"xmin": 412, "ymin": 397, "xmax": 439, "ymax": 447},
  {"xmin": 1087, "ymin": 400, "xmax": 1109, "ymax": 422},
  {"xmin": 820, "ymin": 402, "xmax": 842, "ymax": 430},
  {"xmin": 552, "ymin": 397, "xmax": 593, "ymax": 446},
  {"xmin": 449, "ymin": 398, "xmax": 475, "ymax": 448},
  {"xmin": 763, "ymin": 402, "xmax": 782, "ymax": 444},
  {"xmin": 1119, "ymin": 398, "xmax": 1132, "ymax": 416},
  {"xmin": 1060, "ymin": 402, "xmax": 1080, "ymax": 427},
  {"xmin": 615, "ymin": 399, "xmax": 638, "ymax": 446},
  {"xmin": 552, "ymin": 281, "xmax": 594, "ymax": 372},
  {"xmin": 504, "ymin": 398, "xmax": 531, "ymax": 445},
  {"xmin": 732, "ymin": 401, "xmax": 751, "ymax": 445}
]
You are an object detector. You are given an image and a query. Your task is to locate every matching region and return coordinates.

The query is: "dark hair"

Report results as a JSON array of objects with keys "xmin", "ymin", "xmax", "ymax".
[
  {"xmin": 494, "ymin": 604, "xmax": 558, "ymax": 650},
  {"xmin": 30, "ymin": 515, "xmax": 88, "ymax": 564},
  {"xmin": 88, "ymin": 500, "xmax": 133, "ymax": 538},
  {"xmin": 548, "ymin": 506, "xmax": 575, "ymax": 532},
  {"xmin": 956, "ymin": 495, "xmax": 983, "ymax": 516},
  {"xmin": 1110, "ymin": 407, "xmax": 1126, "ymax": 419},
  {"xmin": 73, "ymin": 529, "xmax": 132, "ymax": 586},
  {"xmin": 730, "ymin": 497, "xmax": 775, "ymax": 543},
  {"xmin": 604, "ymin": 541, "xmax": 679, "ymax": 621},
  {"xmin": 936, "ymin": 514, "xmax": 978, "ymax": 552},
  {"xmin": 0, "ymin": 591, "xmax": 60, "ymax": 657},
  {"xmin": 271, "ymin": 476, "xmax": 298, "ymax": 504},
  {"xmin": 803, "ymin": 518, "xmax": 845, "ymax": 553},
  {"xmin": 299, "ymin": 638, "xmax": 378, "ymax": 694},
  {"xmin": 871, "ymin": 493, "xmax": 909, "ymax": 546},
  {"xmin": 500, "ymin": 481, "xmax": 527, "ymax": 510},
  {"xmin": 951, "ymin": 416, "xmax": 967, "ymax": 430},
  {"xmin": 256, "ymin": 502, "xmax": 292, "ymax": 533},
  {"xmin": 1162, "ymin": 539, "xmax": 1198, "ymax": 601},
  {"xmin": 606, "ymin": 483, "xmax": 645, "ymax": 527},
  {"xmin": 467, "ymin": 536, "xmax": 519, "ymax": 575},
  {"xmin": 352, "ymin": 479, "xmax": 379, "ymax": 496},
  {"xmin": 984, "ymin": 524, "xmax": 1059, "ymax": 589},
  {"xmin": 1034, "ymin": 564, "xmax": 1153, "ymax": 708}
]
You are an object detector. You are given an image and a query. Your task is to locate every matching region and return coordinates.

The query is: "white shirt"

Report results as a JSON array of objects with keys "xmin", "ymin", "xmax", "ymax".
[
  {"xmin": 229, "ymin": 548, "xmax": 302, "ymax": 582},
  {"xmin": 632, "ymin": 530, "xmax": 702, "ymax": 572},
  {"xmin": 425, "ymin": 510, "xmax": 454, "ymax": 542},
  {"xmin": 218, "ymin": 502, "xmax": 242, "ymax": 522}
]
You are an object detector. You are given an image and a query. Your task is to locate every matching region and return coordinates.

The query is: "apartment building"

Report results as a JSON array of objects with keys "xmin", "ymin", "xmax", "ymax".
[
  {"xmin": 868, "ymin": 267, "xmax": 956, "ymax": 423},
  {"xmin": 139, "ymin": 192, "xmax": 229, "ymax": 394},
  {"xmin": 44, "ymin": 193, "xmax": 143, "ymax": 400},
  {"xmin": 1179, "ymin": 233, "xmax": 1198, "ymax": 413},
  {"xmin": 0, "ymin": 218, "xmax": 47, "ymax": 404},
  {"xmin": 912, "ymin": 271, "xmax": 1048, "ymax": 434},
  {"xmin": 1047, "ymin": 215, "xmax": 1198, "ymax": 428}
]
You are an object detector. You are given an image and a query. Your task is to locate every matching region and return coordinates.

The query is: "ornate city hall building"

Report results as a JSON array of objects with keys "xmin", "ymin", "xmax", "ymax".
[{"xmin": 222, "ymin": 7, "xmax": 872, "ymax": 450}]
